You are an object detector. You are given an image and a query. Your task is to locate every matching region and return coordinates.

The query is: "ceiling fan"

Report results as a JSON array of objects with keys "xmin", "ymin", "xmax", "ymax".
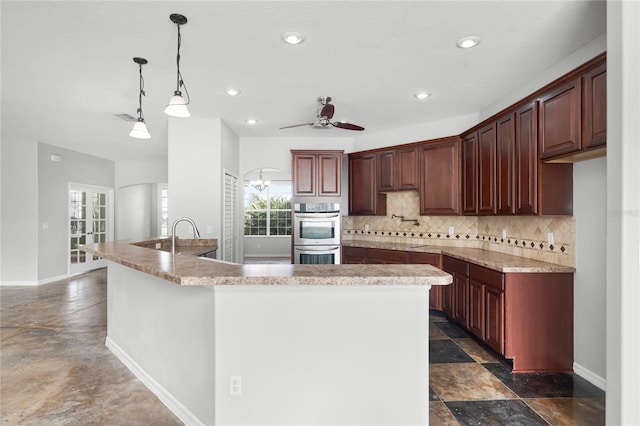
[{"xmin": 280, "ymin": 96, "xmax": 365, "ymax": 131}]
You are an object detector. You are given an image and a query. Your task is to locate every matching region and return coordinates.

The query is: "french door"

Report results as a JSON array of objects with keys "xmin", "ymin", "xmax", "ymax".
[{"xmin": 69, "ymin": 184, "xmax": 114, "ymax": 275}]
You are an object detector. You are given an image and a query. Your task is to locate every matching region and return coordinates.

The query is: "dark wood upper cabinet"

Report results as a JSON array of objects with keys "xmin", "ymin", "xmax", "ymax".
[
  {"xmin": 349, "ymin": 152, "xmax": 386, "ymax": 216},
  {"xmin": 396, "ymin": 147, "xmax": 419, "ymax": 190},
  {"xmin": 461, "ymin": 133, "xmax": 478, "ymax": 215},
  {"xmin": 377, "ymin": 150, "xmax": 396, "ymax": 192},
  {"xmin": 496, "ymin": 114, "xmax": 516, "ymax": 215},
  {"xmin": 292, "ymin": 152, "xmax": 316, "ymax": 197},
  {"xmin": 317, "ymin": 152, "xmax": 342, "ymax": 196},
  {"xmin": 478, "ymin": 123, "xmax": 497, "ymax": 215},
  {"xmin": 377, "ymin": 147, "xmax": 418, "ymax": 192},
  {"xmin": 419, "ymin": 138, "xmax": 461, "ymax": 216},
  {"xmin": 539, "ymin": 78, "xmax": 582, "ymax": 160},
  {"xmin": 582, "ymin": 62, "xmax": 607, "ymax": 149},
  {"xmin": 291, "ymin": 150, "xmax": 342, "ymax": 198},
  {"xmin": 515, "ymin": 101, "xmax": 539, "ymax": 215}
]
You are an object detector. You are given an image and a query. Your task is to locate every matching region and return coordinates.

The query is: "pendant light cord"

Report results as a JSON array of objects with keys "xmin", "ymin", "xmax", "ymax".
[
  {"xmin": 175, "ymin": 23, "xmax": 190, "ymax": 105},
  {"xmin": 137, "ymin": 64, "xmax": 145, "ymax": 120}
]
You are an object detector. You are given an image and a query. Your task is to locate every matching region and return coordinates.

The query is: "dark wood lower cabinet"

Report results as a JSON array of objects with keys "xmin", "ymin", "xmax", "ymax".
[
  {"xmin": 485, "ymin": 286, "xmax": 505, "ymax": 354},
  {"xmin": 468, "ymin": 279, "xmax": 485, "ymax": 339},
  {"xmin": 343, "ymin": 247, "xmax": 573, "ymax": 372}
]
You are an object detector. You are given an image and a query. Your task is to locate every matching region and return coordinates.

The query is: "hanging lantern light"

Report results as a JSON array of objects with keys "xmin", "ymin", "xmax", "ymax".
[
  {"xmin": 129, "ymin": 57, "xmax": 151, "ymax": 139},
  {"xmin": 165, "ymin": 13, "xmax": 190, "ymax": 118}
]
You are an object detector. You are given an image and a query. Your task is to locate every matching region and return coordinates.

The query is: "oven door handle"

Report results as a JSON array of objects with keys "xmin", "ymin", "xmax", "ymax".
[
  {"xmin": 294, "ymin": 213, "xmax": 340, "ymax": 219},
  {"xmin": 295, "ymin": 246, "xmax": 340, "ymax": 252}
]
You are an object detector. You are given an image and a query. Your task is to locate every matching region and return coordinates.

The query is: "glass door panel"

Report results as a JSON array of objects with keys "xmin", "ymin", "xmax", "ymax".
[{"xmin": 69, "ymin": 185, "xmax": 113, "ymax": 274}]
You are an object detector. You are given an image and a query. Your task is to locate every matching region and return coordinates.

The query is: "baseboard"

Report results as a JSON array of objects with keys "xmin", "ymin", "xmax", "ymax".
[
  {"xmin": 0, "ymin": 280, "xmax": 40, "ymax": 286},
  {"xmin": 1, "ymin": 274, "xmax": 69, "ymax": 286},
  {"xmin": 573, "ymin": 362, "xmax": 607, "ymax": 391},
  {"xmin": 105, "ymin": 336, "xmax": 204, "ymax": 426}
]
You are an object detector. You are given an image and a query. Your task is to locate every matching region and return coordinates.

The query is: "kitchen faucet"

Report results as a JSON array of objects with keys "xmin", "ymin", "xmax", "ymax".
[{"xmin": 171, "ymin": 217, "xmax": 201, "ymax": 254}]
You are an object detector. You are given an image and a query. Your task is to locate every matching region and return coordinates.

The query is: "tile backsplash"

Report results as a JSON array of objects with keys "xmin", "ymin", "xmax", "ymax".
[{"xmin": 342, "ymin": 191, "xmax": 575, "ymax": 267}]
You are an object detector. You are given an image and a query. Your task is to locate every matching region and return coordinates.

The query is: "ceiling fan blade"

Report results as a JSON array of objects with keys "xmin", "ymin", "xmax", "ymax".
[
  {"xmin": 332, "ymin": 122, "xmax": 365, "ymax": 131},
  {"xmin": 320, "ymin": 104, "xmax": 335, "ymax": 119},
  {"xmin": 279, "ymin": 122, "xmax": 315, "ymax": 129}
]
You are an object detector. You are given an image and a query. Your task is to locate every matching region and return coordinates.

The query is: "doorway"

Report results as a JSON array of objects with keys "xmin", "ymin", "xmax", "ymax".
[{"xmin": 68, "ymin": 184, "xmax": 114, "ymax": 275}]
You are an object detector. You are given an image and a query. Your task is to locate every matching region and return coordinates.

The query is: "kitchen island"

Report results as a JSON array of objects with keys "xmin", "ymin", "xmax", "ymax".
[{"xmin": 84, "ymin": 240, "xmax": 451, "ymax": 426}]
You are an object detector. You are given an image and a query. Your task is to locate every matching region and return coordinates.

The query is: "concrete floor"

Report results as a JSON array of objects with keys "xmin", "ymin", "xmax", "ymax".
[{"xmin": 0, "ymin": 269, "xmax": 182, "ymax": 425}]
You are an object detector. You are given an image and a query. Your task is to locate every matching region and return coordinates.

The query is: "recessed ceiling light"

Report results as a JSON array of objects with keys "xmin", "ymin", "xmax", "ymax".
[
  {"xmin": 456, "ymin": 36, "xmax": 481, "ymax": 49},
  {"xmin": 281, "ymin": 31, "xmax": 305, "ymax": 45},
  {"xmin": 246, "ymin": 119, "xmax": 258, "ymax": 125},
  {"xmin": 225, "ymin": 88, "xmax": 241, "ymax": 96},
  {"xmin": 413, "ymin": 92, "xmax": 431, "ymax": 100}
]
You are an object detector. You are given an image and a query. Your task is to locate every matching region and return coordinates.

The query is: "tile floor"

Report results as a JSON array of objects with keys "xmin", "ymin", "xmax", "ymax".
[
  {"xmin": 428, "ymin": 310, "xmax": 606, "ymax": 425},
  {"xmin": 1, "ymin": 269, "xmax": 605, "ymax": 425}
]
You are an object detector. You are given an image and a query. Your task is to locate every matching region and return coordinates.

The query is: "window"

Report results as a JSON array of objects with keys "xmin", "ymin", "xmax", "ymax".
[
  {"xmin": 244, "ymin": 181, "xmax": 291, "ymax": 236},
  {"xmin": 160, "ymin": 184, "xmax": 169, "ymax": 236}
]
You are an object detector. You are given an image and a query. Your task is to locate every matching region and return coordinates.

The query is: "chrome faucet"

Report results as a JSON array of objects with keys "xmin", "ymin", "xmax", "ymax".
[{"xmin": 171, "ymin": 217, "xmax": 201, "ymax": 254}]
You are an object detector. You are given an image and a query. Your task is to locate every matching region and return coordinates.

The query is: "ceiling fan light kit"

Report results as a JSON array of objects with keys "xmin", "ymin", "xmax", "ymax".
[
  {"xmin": 280, "ymin": 96, "xmax": 365, "ymax": 131},
  {"xmin": 129, "ymin": 57, "xmax": 151, "ymax": 139},
  {"xmin": 165, "ymin": 13, "xmax": 191, "ymax": 118}
]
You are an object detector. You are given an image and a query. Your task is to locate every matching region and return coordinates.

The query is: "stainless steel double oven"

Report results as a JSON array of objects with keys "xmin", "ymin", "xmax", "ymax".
[{"xmin": 293, "ymin": 203, "xmax": 341, "ymax": 264}]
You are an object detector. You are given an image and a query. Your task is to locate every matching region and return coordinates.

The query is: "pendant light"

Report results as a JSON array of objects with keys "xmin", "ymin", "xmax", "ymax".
[
  {"xmin": 250, "ymin": 169, "xmax": 271, "ymax": 192},
  {"xmin": 129, "ymin": 57, "xmax": 151, "ymax": 139},
  {"xmin": 165, "ymin": 13, "xmax": 190, "ymax": 118}
]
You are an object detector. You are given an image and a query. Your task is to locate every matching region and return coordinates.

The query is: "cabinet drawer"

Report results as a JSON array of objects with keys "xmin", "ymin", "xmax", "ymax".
[
  {"xmin": 470, "ymin": 264, "xmax": 504, "ymax": 290},
  {"xmin": 407, "ymin": 252, "xmax": 440, "ymax": 267},
  {"xmin": 366, "ymin": 248, "xmax": 408, "ymax": 264},
  {"xmin": 443, "ymin": 256, "xmax": 469, "ymax": 276}
]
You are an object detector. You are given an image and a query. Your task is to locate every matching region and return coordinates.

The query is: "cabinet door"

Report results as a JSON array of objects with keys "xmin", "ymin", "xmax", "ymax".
[
  {"xmin": 409, "ymin": 252, "xmax": 442, "ymax": 310},
  {"xmin": 478, "ymin": 124, "xmax": 497, "ymax": 215},
  {"xmin": 342, "ymin": 246, "xmax": 366, "ymax": 264},
  {"xmin": 539, "ymin": 79, "xmax": 582, "ymax": 159},
  {"xmin": 461, "ymin": 133, "xmax": 478, "ymax": 215},
  {"xmin": 468, "ymin": 279, "xmax": 485, "ymax": 340},
  {"xmin": 485, "ymin": 286, "xmax": 504, "ymax": 354},
  {"xmin": 349, "ymin": 153, "xmax": 381, "ymax": 215},
  {"xmin": 366, "ymin": 248, "xmax": 407, "ymax": 264},
  {"xmin": 292, "ymin": 153, "xmax": 316, "ymax": 197},
  {"xmin": 396, "ymin": 147, "xmax": 419, "ymax": 190},
  {"xmin": 419, "ymin": 139, "xmax": 461, "ymax": 215},
  {"xmin": 442, "ymin": 274, "xmax": 454, "ymax": 317},
  {"xmin": 496, "ymin": 114, "xmax": 516, "ymax": 215},
  {"xmin": 318, "ymin": 152, "xmax": 342, "ymax": 196},
  {"xmin": 515, "ymin": 101, "xmax": 539, "ymax": 215},
  {"xmin": 453, "ymin": 274, "xmax": 469, "ymax": 328},
  {"xmin": 582, "ymin": 62, "xmax": 607, "ymax": 149},
  {"xmin": 377, "ymin": 150, "xmax": 396, "ymax": 192}
]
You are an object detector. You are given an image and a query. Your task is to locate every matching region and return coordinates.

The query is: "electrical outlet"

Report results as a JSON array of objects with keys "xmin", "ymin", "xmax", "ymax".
[
  {"xmin": 547, "ymin": 232, "xmax": 554, "ymax": 245},
  {"xmin": 448, "ymin": 226, "xmax": 454, "ymax": 235},
  {"xmin": 207, "ymin": 225, "xmax": 214, "ymax": 234},
  {"xmin": 364, "ymin": 224, "xmax": 370, "ymax": 232},
  {"xmin": 230, "ymin": 376, "xmax": 242, "ymax": 395},
  {"xmin": 502, "ymin": 229, "xmax": 507, "ymax": 239}
]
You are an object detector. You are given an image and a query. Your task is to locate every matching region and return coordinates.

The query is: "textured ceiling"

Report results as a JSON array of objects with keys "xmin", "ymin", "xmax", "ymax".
[{"xmin": 1, "ymin": 1, "xmax": 606, "ymax": 161}]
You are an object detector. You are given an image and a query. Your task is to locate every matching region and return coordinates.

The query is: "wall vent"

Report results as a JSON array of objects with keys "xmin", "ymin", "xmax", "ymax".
[{"xmin": 114, "ymin": 113, "xmax": 136, "ymax": 122}]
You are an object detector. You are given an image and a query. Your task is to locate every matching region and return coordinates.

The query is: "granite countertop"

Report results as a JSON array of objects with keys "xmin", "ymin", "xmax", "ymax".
[
  {"xmin": 83, "ymin": 240, "xmax": 452, "ymax": 287},
  {"xmin": 342, "ymin": 240, "xmax": 575, "ymax": 273},
  {"xmin": 130, "ymin": 237, "xmax": 218, "ymax": 257}
]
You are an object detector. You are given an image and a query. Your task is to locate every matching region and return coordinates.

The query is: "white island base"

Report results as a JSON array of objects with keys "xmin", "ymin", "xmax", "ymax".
[{"xmin": 106, "ymin": 262, "xmax": 431, "ymax": 425}]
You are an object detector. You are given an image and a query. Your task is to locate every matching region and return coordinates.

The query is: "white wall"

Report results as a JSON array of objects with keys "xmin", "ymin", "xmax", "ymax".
[
  {"xmin": 573, "ymin": 157, "xmax": 606, "ymax": 387},
  {"xmin": 480, "ymin": 33, "xmax": 607, "ymax": 121},
  {"xmin": 114, "ymin": 159, "xmax": 167, "ymax": 189},
  {"xmin": 606, "ymin": 2, "xmax": 640, "ymax": 424},
  {"xmin": 353, "ymin": 112, "xmax": 479, "ymax": 152},
  {"xmin": 37, "ymin": 142, "xmax": 114, "ymax": 281},
  {"xmin": 116, "ymin": 184, "xmax": 152, "ymax": 241},
  {"xmin": 168, "ymin": 117, "xmax": 224, "ymax": 239},
  {"xmin": 0, "ymin": 138, "xmax": 38, "ymax": 283}
]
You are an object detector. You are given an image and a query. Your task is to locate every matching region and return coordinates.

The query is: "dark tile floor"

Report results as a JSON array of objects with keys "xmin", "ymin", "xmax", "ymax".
[
  {"xmin": 1, "ymin": 269, "xmax": 606, "ymax": 425},
  {"xmin": 428, "ymin": 310, "xmax": 606, "ymax": 425}
]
